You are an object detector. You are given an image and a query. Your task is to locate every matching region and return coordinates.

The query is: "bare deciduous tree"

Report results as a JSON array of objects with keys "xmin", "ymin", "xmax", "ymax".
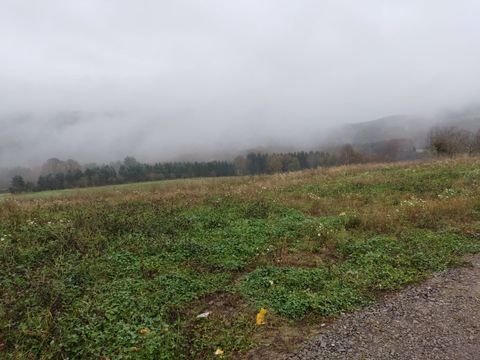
[{"xmin": 428, "ymin": 126, "xmax": 475, "ymax": 156}]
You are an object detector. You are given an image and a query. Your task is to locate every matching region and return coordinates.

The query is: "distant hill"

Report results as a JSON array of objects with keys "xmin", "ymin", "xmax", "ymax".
[
  {"xmin": 1, "ymin": 105, "xmax": 479, "ymax": 175},
  {"xmin": 334, "ymin": 108, "xmax": 480, "ymax": 148},
  {"xmin": 348, "ymin": 115, "xmax": 431, "ymax": 147}
]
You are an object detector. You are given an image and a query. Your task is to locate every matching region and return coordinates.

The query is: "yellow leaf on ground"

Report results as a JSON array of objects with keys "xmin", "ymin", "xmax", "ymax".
[
  {"xmin": 139, "ymin": 328, "xmax": 150, "ymax": 335},
  {"xmin": 214, "ymin": 348, "xmax": 224, "ymax": 356},
  {"xmin": 256, "ymin": 307, "xmax": 267, "ymax": 325}
]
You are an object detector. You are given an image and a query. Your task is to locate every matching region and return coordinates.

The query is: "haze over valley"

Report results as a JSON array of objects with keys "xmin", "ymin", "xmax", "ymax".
[{"xmin": 2, "ymin": 1, "xmax": 480, "ymax": 169}]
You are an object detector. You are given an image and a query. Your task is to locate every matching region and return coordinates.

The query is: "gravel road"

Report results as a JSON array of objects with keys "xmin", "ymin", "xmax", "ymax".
[{"xmin": 286, "ymin": 254, "xmax": 480, "ymax": 360}]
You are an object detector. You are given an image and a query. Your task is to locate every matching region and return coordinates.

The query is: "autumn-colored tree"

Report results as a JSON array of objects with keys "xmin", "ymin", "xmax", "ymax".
[{"xmin": 429, "ymin": 127, "xmax": 474, "ymax": 156}]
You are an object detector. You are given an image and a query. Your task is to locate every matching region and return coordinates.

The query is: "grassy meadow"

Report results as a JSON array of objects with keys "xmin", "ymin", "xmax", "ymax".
[{"xmin": 1, "ymin": 157, "xmax": 480, "ymax": 359}]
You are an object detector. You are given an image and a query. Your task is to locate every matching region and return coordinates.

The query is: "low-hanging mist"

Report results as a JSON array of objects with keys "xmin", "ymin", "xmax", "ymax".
[{"xmin": 1, "ymin": 1, "xmax": 480, "ymax": 168}]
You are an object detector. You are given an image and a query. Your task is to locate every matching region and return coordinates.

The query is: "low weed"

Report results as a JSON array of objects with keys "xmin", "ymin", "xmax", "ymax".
[{"xmin": 1, "ymin": 157, "xmax": 480, "ymax": 358}]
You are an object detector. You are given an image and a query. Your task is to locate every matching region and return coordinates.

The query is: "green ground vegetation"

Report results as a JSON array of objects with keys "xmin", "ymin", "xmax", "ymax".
[{"xmin": 1, "ymin": 157, "xmax": 480, "ymax": 359}]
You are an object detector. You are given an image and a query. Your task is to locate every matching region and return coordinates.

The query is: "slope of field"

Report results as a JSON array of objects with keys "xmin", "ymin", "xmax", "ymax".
[{"xmin": 1, "ymin": 158, "xmax": 480, "ymax": 359}]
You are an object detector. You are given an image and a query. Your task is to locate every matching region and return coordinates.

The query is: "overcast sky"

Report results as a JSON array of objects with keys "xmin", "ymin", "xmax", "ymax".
[{"xmin": 1, "ymin": 0, "xmax": 480, "ymax": 167}]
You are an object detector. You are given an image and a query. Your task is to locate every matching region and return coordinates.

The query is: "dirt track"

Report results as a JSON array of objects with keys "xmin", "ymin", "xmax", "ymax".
[{"xmin": 285, "ymin": 254, "xmax": 480, "ymax": 360}]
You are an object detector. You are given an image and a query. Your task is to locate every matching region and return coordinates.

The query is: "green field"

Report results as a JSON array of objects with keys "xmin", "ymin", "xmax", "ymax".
[
  {"xmin": 1, "ymin": 158, "xmax": 480, "ymax": 359},
  {"xmin": 1, "ymin": 176, "xmax": 242, "ymax": 201}
]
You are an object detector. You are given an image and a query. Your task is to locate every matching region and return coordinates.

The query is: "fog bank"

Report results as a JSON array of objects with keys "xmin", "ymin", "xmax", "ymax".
[{"xmin": 1, "ymin": 1, "xmax": 480, "ymax": 167}]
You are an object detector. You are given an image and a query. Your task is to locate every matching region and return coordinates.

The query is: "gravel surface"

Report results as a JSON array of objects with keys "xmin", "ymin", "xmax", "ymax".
[{"xmin": 286, "ymin": 254, "xmax": 480, "ymax": 360}]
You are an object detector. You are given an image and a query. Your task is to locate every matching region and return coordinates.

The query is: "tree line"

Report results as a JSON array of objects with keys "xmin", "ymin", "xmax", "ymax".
[
  {"xmin": 30, "ymin": 157, "xmax": 236, "ymax": 192},
  {"xmin": 9, "ymin": 147, "xmax": 370, "ymax": 193},
  {"xmin": 8, "ymin": 125, "xmax": 480, "ymax": 194}
]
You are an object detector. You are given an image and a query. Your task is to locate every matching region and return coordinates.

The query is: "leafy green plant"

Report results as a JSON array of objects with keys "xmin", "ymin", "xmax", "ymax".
[{"xmin": 1, "ymin": 157, "xmax": 480, "ymax": 358}]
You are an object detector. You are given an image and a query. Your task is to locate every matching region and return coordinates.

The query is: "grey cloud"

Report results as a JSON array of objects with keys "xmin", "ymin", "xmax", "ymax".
[{"xmin": 1, "ymin": 0, "xmax": 480, "ymax": 167}]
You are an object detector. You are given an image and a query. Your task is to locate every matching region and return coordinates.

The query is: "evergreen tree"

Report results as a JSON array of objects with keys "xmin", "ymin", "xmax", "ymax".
[{"xmin": 9, "ymin": 175, "xmax": 26, "ymax": 193}]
